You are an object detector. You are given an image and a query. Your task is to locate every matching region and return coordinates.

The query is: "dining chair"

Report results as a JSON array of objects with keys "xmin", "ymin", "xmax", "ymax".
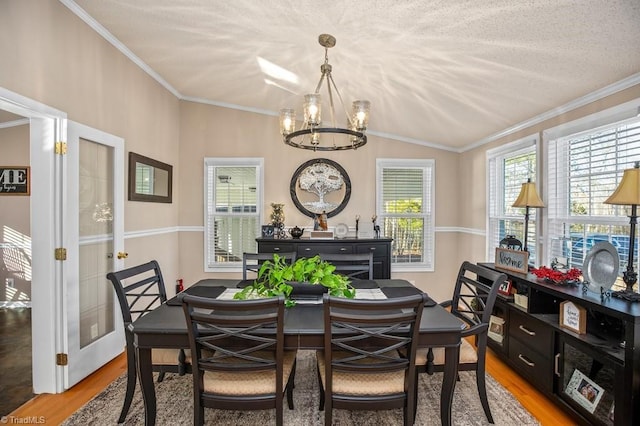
[
  {"xmin": 317, "ymin": 252, "xmax": 374, "ymax": 280},
  {"xmin": 242, "ymin": 252, "xmax": 297, "ymax": 280},
  {"xmin": 106, "ymin": 260, "xmax": 190, "ymax": 424},
  {"xmin": 179, "ymin": 293, "xmax": 297, "ymax": 426},
  {"xmin": 414, "ymin": 261, "xmax": 507, "ymax": 424},
  {"xmin": 317, "ymin": 293, "xmax": 427, "ymax": 426}
]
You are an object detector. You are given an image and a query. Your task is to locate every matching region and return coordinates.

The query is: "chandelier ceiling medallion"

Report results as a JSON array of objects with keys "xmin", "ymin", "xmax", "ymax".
[{"xmin": 279, "ymin": 34, "xmax": 370, "ymax": 151}]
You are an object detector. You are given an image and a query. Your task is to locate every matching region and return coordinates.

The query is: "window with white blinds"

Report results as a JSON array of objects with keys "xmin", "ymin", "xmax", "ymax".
[
  {"xmin": 546, "ymin": 117, "xmax": 640, "ymax": 278},
  {"xmin": 204, "ymin": 158, "xmax": 263, "ymax": 271},
  {"xmin": 487, "ymin": 138, "xmax": 538, "ymax": 263},
  {"xmin": 376, "ymin": 159, "xmax": 434, "ymax": 271}
]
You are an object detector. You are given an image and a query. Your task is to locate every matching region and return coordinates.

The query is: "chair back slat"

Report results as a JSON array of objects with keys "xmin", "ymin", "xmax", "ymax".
[
  {"xmin": 242, "ymin": 252, "xmax": 297, "ymax": 280},
  {"xmin": 318, "ymin": 252, "xmax": 374, "ymax": 280}
]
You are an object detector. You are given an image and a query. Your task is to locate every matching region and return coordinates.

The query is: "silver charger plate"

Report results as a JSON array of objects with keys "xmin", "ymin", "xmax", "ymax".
[
  {"xmin": 582, "ymin": 241, "xmax": 619, "ymax": 292},
  {"xmin": 334, "ymin": 223, "xmax": 348, "ymax": 238}
]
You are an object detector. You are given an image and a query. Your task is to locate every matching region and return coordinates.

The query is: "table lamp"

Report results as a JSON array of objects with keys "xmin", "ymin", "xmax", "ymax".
[
  {"xmin": 604, "ymin": 162, "xmax": 640, "ymax": 294},
  {"xmin": 512, "ymin": 178, "xmax": 545, "ymax": 252}
]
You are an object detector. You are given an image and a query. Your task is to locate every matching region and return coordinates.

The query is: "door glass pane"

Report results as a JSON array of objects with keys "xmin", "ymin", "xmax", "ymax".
[{"xmin": 78, "ymin": 138, "xmax": 114, "ymax": 348}]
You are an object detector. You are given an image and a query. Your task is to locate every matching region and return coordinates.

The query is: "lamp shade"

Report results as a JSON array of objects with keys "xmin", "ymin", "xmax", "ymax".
[
  {"xmin": 512, "ymin": 180, "xmax": 545, "ymax": 208},
  {"xmin": 605, "ymin": 163, "xmax": 640, "ymax": 206}
]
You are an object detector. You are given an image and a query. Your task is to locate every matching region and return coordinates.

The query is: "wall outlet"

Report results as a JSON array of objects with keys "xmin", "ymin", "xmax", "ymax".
[
  {"xmin": 6, "ymin": 278, "xmax": 14, "ymax": 288},
  {"xmin": 90, "ymin": 323, "xmax": 99, "ymax": 339}
]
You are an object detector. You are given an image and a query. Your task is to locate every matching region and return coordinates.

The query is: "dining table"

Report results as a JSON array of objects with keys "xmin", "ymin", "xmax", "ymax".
[{"xmin": 130, "ymin": 278, "xmax": 465, "ymax": 426}]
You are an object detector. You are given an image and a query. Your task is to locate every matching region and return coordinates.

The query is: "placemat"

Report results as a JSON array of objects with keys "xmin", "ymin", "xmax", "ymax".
[
  {"xmin": 381, "ymin": 287, "xmax": 437, "ymax": 307},
  {"xmin": 166, "ymin": 286, "xmax": 226, "ymax": 306},
  {"xmin": 349, "ymin": 279, "xmax": 379, "ymax": 289}
]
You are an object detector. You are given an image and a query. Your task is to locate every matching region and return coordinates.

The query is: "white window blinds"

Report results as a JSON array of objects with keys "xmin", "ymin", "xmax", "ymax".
[
  {"xmin": 377, "ymin": 159, "xmax": 434, "ymax": 270},
  {"xmin": 204, "ymin": 158, "xmax": 263, "ymax": 271}
]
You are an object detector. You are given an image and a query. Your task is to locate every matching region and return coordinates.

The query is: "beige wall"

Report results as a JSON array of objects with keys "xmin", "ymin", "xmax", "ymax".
[
  {"xmin": 0, "ymin": 0, "xmax": 181, "ymax": 287},
  {"xmin": 0, "ymin": 123, "xmax": 31, "ymax": 301}
]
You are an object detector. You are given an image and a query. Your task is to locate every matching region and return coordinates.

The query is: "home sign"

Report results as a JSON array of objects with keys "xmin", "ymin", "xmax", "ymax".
[{"xmin": 0, "ymin": 166, "xmax": 30, "ymax": 195}]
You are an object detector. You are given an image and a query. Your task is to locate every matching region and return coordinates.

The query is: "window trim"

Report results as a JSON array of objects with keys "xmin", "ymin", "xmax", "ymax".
[
  {"xmin": 203, "ymin": 157, "xmax": 264, "ymax": 272},
  {"xmin": 376, "ymin": 158, "xmax": 435, "ymax": 272}
]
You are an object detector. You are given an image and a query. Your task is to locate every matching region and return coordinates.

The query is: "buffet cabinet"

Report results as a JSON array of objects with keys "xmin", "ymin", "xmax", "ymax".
[
  {"xmin": 256, "ymin": 237, "xmax": 392, "ymax": 279},
  {"xmin": 480, "ymin": 263, "xmax": 640, "ymax": 426}
]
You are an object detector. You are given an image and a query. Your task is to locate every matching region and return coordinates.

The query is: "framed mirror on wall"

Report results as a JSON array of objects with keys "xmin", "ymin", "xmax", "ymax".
[
  {"xmin": 290, "ymin": 158, "xmax": 351, "ymax": 218},
  {"xmin": 128, "ymin": 152, "xmax": 173, "ymax": 203}
]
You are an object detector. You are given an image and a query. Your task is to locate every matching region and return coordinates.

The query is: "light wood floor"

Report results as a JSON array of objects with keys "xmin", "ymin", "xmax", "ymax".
[{"xmin": 10, "ymin": 348, "xmax": 576, "ymax": 425}]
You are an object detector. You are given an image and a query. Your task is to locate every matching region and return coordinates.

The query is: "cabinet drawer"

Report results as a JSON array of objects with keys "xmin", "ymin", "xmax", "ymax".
[
  {"xmin": 508, "ymin": 337, "xmax": 552, "ymax": 392},
  {"xmin": 508, "ymin": 309, "xmax": 553, "ymax": 353},
  {"xmin": 257, "ymin": 242, "xmax": 295, "ymax": 253},
  {"xmin": 355, "ymin": 243, "xmax": 389, "ymax": 257},
  {"xmin": 297, "ymin": 244, "xmax": 353, "ymax": 256}
]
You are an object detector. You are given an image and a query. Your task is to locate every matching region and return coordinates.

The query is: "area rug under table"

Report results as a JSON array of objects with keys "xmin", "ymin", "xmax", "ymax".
[{"xmin": 63, "ymin": 350, "xmax": 540, "ymax": 425}]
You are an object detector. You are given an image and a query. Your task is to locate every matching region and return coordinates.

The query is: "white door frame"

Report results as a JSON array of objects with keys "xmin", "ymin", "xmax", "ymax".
[{"xmin": 0, "ymin": 87, "xmax": 66, "ymax": 393}]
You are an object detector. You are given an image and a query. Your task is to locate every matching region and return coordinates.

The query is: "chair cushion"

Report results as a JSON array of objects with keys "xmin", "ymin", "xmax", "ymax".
[
  {"xmin": 415, "ymin": 339, "xmax": 478, "ymax": 366},
  {"xmin": 203, "ymin": 350, "xmax": 297, "ymax": 395},
  {"xmin": 151, "ymin": 348, "xmax": 192, "ymax": 365},
  {"xmin": 316, "ymin": 350, "xmax": 405, "ymax": 395}
]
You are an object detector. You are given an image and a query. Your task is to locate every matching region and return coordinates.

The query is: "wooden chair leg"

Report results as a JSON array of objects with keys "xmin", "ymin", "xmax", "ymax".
[
  {"xmin": 316, "ymin": 362, "xmax": 325, "ymax": 410},
  {"xmin": 476, "ymin": 367, "xmax": 494, "ymax": 424},
  {"xmin": 286, "ymin": 359, "xmax": 296, "ymax": 409},
  {"xmin": 118, "ymin": 348, "xmax": 137, "ymax": 424},
  {"xmin": 157, "ymin": 371, "xmax": 166, "ymax": 383}
]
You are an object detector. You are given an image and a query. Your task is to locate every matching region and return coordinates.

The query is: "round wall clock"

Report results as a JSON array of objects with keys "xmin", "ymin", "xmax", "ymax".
[{"xmin": 290, "ymin": 158, "xmax": 351, "ymax": 218}]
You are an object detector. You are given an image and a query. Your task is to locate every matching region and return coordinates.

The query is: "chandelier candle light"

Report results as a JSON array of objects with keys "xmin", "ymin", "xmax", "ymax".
[
  {"xmin": 511, "ymin": 178, "xmax": 545, "ymax": 253},
  {"xmin": 604, "ymin": 161, "xmax": 640, "ymax": 295},
  {"xmin": 279, "ymin": 34, "xmax": 370, "ymax": 151}
]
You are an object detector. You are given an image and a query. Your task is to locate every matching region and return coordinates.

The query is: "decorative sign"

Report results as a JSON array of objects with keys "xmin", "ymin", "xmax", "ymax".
[
  {"xmin": 494, "ymin": 247, "xmax": 529, "ymax": 274},
  {"xmin": 559, "ymin": 300, "xmax": 586, "ymax": 334},
  {"xmin": 0, "ymin": 167, "xmax": 30, "ymax": 195}
]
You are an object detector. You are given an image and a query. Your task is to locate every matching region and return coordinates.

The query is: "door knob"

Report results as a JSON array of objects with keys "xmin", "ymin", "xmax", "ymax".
[{"xmin": 117, "ymin": 252, "xmax": 128, "ymax": 259}]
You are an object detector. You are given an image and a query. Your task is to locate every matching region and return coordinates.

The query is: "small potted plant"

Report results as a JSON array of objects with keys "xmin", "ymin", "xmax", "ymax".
[{"xmin": 234, "ymin": 254, "xmax": 355, "ymax": 306}]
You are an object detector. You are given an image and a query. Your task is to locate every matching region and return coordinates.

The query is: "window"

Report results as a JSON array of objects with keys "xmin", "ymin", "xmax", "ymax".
[
  {"xmin": 487, "ymin": 137, "xmax": 538, "ymax": 263},
  {"xmin": 376, "ymin": 159, "xmax": 434, "ymax": 271},
  {"xmin": 204, "ymin": 158, "xmax": 263, "ymax": 271},
  {"xmin": 546, "ymin": 116, "xmax": 640, "ymax": 282}
]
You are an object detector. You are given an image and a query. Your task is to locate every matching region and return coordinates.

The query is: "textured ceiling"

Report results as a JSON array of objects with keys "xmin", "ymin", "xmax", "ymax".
[{"xmin": 67, "ymin": 0, "xmax": 640, "ymax": 151}]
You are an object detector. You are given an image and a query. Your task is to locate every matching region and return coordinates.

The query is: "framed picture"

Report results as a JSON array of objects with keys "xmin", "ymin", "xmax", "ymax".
[
  {"xmin": 559, "ymin": 300, "xmax": 586, "ymax": 334},
  {"xmin": 0, "ymin": 166, "xmax": 30, "ymax": 195},
  {"xmin": 497, "ymin": 279, "xmax": 513, "ymax": 296},
  {"xmin": 565, "ymin": 369, "xmax": 604, "ymax": 414},
  {"xmin": 261, "ymin": 225, "xmax": 275, "ymax": 239},
  {"xmin": 494, "ymin": 247, "xmax": 529, "ymax": 274}
]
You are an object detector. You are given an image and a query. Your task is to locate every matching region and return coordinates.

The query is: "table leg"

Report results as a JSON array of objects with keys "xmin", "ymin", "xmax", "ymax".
[
  {"xmin": 440, "ymin": 345, "xmax": 460, "ymax": 426},
  {"xmin": 136, "ymin": 347, "xmax": 156, "ymax": 426}
]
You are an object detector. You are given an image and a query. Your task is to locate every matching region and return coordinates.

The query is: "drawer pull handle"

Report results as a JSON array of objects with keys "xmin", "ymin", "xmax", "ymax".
[
  {"xmin": 370, "ymin": 247, "xmax": 376, "ymax": 251},
  {"xmin": 518, "ymin": 354, "xmax": 535, "ymax": 367},
  {"xmin": 274, "ymin": 248, "xmax": 280, "ymax": 251},
  {"xmin": 554, "ymin": 353, "xmax": 561, "ymax": 377},
  {"xmin": 305, "ymin": 248, "xmax": 311, "ymax": 251},
  {"xmin": 340, "ymin": 247, "xmax": 347, "ymax": 251},
  {"xmin": 518, "ymin": 325, "xmax": 536, "ymax": 336}
]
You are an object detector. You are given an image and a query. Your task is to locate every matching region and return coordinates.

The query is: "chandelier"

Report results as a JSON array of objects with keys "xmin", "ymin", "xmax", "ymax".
[{"xmin": 279, "ymin": 34, "xmax": 370, "ymax": 151}]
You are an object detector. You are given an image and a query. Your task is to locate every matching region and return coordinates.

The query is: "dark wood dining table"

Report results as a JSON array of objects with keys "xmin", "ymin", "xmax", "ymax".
[{"xmin": 130, "ymin": 278, "xmax": 465, "ymax": 426}]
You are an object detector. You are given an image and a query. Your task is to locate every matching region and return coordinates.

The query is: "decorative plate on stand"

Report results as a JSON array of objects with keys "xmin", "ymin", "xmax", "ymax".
[
  {"xmin": 582, "ymin": 241, "xmax": 619, "ymax": 293},
  {"xmin": 334, "ymin": 223, "xmax": 348, "ymax": 239}
]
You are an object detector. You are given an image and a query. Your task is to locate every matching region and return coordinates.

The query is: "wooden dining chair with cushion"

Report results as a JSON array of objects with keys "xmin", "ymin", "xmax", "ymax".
[
  {"xmin": 317, "ymin": 252, "xmax": 374, "ymax": 280},
  {"xmin": 179, "ymin": 293, "xmax": 297, "ymax": 426},
  {"xmin": 317, "ymin": 293, "xmax": 427, "ymax": 426},
  {"xmin": 106, "ymin": 260, "xmax": 190, "ymax": 424},
  {"xmin": 414, "ymin": 261, "xmax": 507, "ymax": 424},
  {"xmin": 242, "ymin": 252, "xmax": 297, "ymax": 281}
]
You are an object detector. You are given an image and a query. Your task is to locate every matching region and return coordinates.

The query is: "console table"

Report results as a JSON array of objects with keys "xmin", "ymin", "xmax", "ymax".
[
  {"xmin": 256, "ymin": 237, "xmax": 392, "ymax": 279},
  {"xmin": 480, "ymin": 263, "xmax": 640, "ymax": 426}
]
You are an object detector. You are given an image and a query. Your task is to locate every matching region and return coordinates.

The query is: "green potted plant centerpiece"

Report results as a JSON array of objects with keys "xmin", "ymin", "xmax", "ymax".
[{"xmin": 234, "ymin": 254, "xmax": 355, "ymax": 306}]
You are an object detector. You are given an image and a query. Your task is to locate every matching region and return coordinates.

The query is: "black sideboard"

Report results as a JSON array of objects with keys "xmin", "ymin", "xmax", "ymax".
[
  {"xmin": 480, "ymin": 263, "xmax": 640, "ymax": 426},
  {"xmin": 256, "ymin": 237, "xmax": 392, "ymax": 279}
]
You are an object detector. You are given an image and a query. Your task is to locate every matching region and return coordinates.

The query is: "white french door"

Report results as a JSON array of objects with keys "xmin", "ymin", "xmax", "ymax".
[{"xmin": 64, "ymin": 121, "xmax": 125, "ymax": 388}]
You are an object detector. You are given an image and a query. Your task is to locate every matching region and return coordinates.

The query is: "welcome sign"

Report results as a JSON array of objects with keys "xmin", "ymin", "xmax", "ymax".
[{"xmin": 0, "ymin": 167, "xmax": 30, "ymax": 195}]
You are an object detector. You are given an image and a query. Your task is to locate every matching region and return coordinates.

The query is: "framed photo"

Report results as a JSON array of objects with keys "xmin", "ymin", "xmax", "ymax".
[
  {"xmin": 261, "ymin": 225, "xmax": 275, "ymax": 239},
  {"xmin": 0, "ymin": 166, "xmax": 30, "ymax": 195},
  {"xmin": 565, "ymin": 369, "xmax": 604, "ymax": 414},
  {"xmin": 494, "ymin": 247, "xmax": 529, "ymax": 274},
  {"xmin": 559, "ymin": 300, "xmax": 586, "ymax": 334},
  {"xmin": 497, "ymin": 279, "xmax": 513, "ymax": 296}
]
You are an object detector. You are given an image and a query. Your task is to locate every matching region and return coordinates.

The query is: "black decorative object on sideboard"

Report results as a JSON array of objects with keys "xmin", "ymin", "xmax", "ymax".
[
  {"xmin": 257, "ymin": 237, "xmax": 392, "ymax": 279},
  {"xmin": 479, "ymin": 263, "xmax": 640, "ymax": 426}
]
